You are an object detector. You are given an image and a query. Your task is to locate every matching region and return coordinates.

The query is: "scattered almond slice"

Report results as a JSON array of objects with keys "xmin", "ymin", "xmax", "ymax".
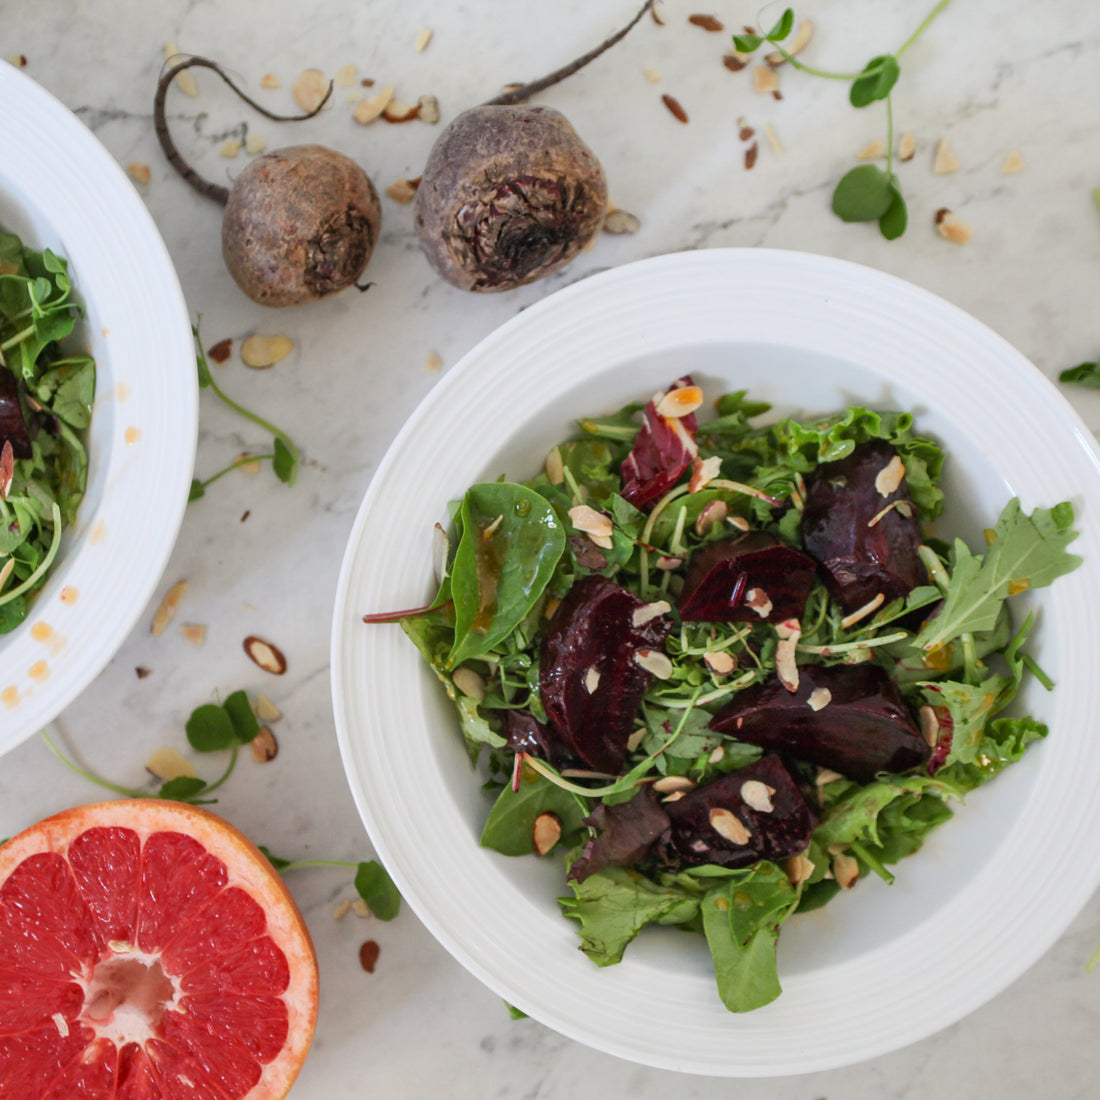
[
  {"xmin": 259, "ymin": 72, "xmax": 281, "ymax": 89},
  {"xmin": 568, "ymin": 504, "xmax": 613, "ymax": 548},
  {"xmin": 151, "ymin": 580, "xmax": 187, "ymax": 636},
  {"xmin": 933, "ymin": 137, "xmax": 960, "ymax": 174},
  {"xmin": 145, "ymin": 746, "xmax": 196, "ymax": 782},
  {"xmin": 334, "ymin": 64, "xmax": 357, "ymax": 87},
  {"xmin": 653, "ymin": 775, "xmax": 696, "ymax": 793},
  {"xmin": 709, "ymin": 807, "xmax": 752, "ymax": 845},
  {"xmin": 583, "ymin": 666, "xmax": 601, "ymax": 694},
  {"xmin": 219, "ymin": 139, "xmax": 241, "ymax": 158},
  {"xmin": 0, "ymin": 558, "xmax": 14, "ymax": 593},
  {"xmin": 807, "ymin": 687, "xmax": 832, "ymax": 712},
  {"xmin": 128, "ymin": 162, "xmax": 151, "ymax": 184},
  {"xmin": 632, "ymin": 600, "xmax": 671, "ymax": 628},
  {"xmin": 656, "ymin": 385, "xmax": 703, "ymax": 419},
  {"xmin": 353, "ymin": 85, "xmax": 394, "ymax": 125},
  {"xmin": 1001, "ymin": 149, "xmax": 1025, "ymax": 175},
  {"xmin": 603, "ymin": 209, "xmax": 641, "ymax": 234},
  {"xmin": 532, "ymin": 812, "xmax": 562, "ymax": 856},
  {"xmin": 764, "ymin": 123, "xmax": 783, "ymax": 155},
  {"xmin": 898, "ymin": 131, "xmax": 916, "ymax": 161},
  {"xmin": 785, "ymin": 853, "xmax": 815, "ymax": 885},
  {"xmin": 689, "ymin": 455, "xmax": 722, "ymax": 493},
  {"xmin": 251, "ymin": 726, "xmax": 278, "ymax": 762},
  {"xmin": 743, "ymin": 587, "xmax": 773, "ymax": 618},
  {"xmin": 243, "ymin": 635, "xmax": 287, "ymax": 675},
  {"xmin": 545, "ymin": 446, "xmax": 565, "ymax": 486},
  {"xmin": 386, "ymin": 178, "xmax": 419, "ymax": 204},
  {"xmin": 708, "ymin": 745, "xmax": 725, "ymax": 764},
  {"xmin": 752, "ymin": 65, "xmax": 779, "ymax": 94},
  {"xmin": 352, "ymin": 898, "xmax": 370, "ymax": 918},
  {"xmin": 765, "ymin": 18, "xmax": 813, "ymax": 65},
  {"xmin": 833, "ymin": 852, "xmax": 860, "ymax": 889},
  {"xmin": 333, "ymin": 899, "xmax": 352, "ymax": 920},
  {"xmin": 935, "ymin": 208, "xmax": 973, "ymax": 243},
  {"xmin": 627, "ymin": 727, "xmax": 647, "ymax": 752},
  {"xmin": 695, "ymin": 499, "xmax": 729, "ymax": 535},
  {"xmin": 919, "ymin": 704, "xmax": 941, "ymax": 747},
  {"xmin": 774, "ymin": 618, "xmax": 801, "ymax": 693},
  {"xmin": 179, "ymin": 623, "xmax": 206, "ymax": 648},
  {"xmin": 293, "ymin": 68, "xmax": 329, "ymax": 112},
  {"xmin": 704, "ymin": 650, "xmax": 736, "ymax": 675},
  {"xmin": 740, "ymin": 780, "xmax": 775, "ymax": 812},
  {"xmin": 816, "ymin": 768, "xmax": 844, "ymax": 786},
  {"xmin": 235, "ymin": 452, "xmax": 262, "ymax": 475},
  {"xmin": 726, "ymin": 514, "xmax": 751, "ymax": 532},
  {"xmin": 874, "ymin": 455, "xmax": 906, "ymax": 497},
  {"xmin": 245, "ymin": 132, "xmax": 267, "ymax": 156},
  {"xmin": 655, "ymin": 555, "xmax": 683, "ymax": 571},
  {"xmin": 642, "ymin": 67, "xmax": 662, "ymax": 83},
  {"xmin": 417, "ymin": 95, "xmax": 441, "ymax": 124},
  {"xmin": 452, "ymin": 667, "xmax": 485, "ymax": 700},
  {"xmin": 857, "ymin": 138, "xmax": 885, "ymax": 160},
  {"xmin": 254, "ymin": 694, "xmax": 282, "ymax": 723},
  {"xmin": 634, "ymin": 648, "xmax": 673, "ymax": 680},
  {"xmin": 840, "ymin": 593, "xmax": 885, "ymax": 630},
  {"xmin": 383, "ymin": 100, "xmax": 419, "ymax": 122},
  {"xmin": 241, "ymin": 333, "xmax": 293, "ymax": 368},
  {"xmin": 422, "ymin": 350, "xmax": 443, "ymax": 373},
  {"xmin": 163, "ymin": 42, "xmax": 198, "ymax": 97},
  {"xmin": 414, "ymin": 27, "xmax": 433, "ymax": 52}
]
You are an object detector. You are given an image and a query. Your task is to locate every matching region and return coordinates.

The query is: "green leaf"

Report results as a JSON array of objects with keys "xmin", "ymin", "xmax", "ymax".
[
  {"xmin": 732, "ymin": 32, "xmax": 763, "ymax": 52},
  {"xmin": 354, "ymin": 861, "xmax": 402, "ymax": 921},
  {"xmin": 480, "ymin": 773, "xmax": 589, "ymax": 856},
  {"xmin": 849, "ymin": 54, "xmax": 900, "ymax": 107},
  {"xmin": 878, "ymin": 180, "xmax": 908, "ymax": 240},
  {"xmin": 185, "ymin": 703, "xmax": 237, "ymax": 752},
  {"xmin": 1059, "ymin": 361, "xmax": 1100, "ymax": 387},
  {"xmin": 765, "ymin": 8, "xmax": 794, "ymax": 42},
  {"xmin": 158, "ymin": 776, "xmax": 208, "ymax": 802},
  {"xmin": 272, "ymin": 436, "xmax": 297, "ymax": 485},
  {"xmin": 189, "ymin": 478, "xmax": 206, "ymax": 501},
  {"xmin": 504, "ymin": 1002, "xmax": 529, "ymax": 1020},
  {"xmin": 258, "ymin": 845, "xmax": 294, "ymax": 871},
  {"xmin": 832, "ymin": 165, "xmax": 896, "ymax": 222},
  {"xmin": 223, "ymin": 689, "xmax": 261, "ymax": 744},
  {"xmin": 448, "ymin": 483, "xmax": 566, "ymax": 666}
]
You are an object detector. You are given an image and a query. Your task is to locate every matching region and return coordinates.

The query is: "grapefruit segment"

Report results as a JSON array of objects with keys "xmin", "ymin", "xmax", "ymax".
[{"xmin": 0, "ymin": 800, "xmax": 318, "ymax": 1100}]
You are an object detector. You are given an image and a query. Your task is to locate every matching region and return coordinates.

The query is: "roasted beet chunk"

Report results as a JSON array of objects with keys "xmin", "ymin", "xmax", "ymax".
[
  {"xmin": 800, "ymin": 440, "xmax": 924, "ymax": 611},
  {"xmin": 540, "ymin": 575, "xmax": 672, "ymax": 773},
  {"xmin": 679, "ymin": 531, "xmax": 817, "ymax": 623},
  {"xmin": 662, "ymin": 754, "xmax": 815, "ymax": 869},
  {"xmin": 566, "ymin": 786, "xmax": 671, "ymax": 884},
  {"xmin": 709, "ymin": 663, "xmax": 929, "ymax": 783},
  {"xmin": 619, "ymin": 377, "xmax": 699, "ymax": 511},
  {"xmin": 0, "ymin": 367, "xmax": 32, "ymax": 459}
]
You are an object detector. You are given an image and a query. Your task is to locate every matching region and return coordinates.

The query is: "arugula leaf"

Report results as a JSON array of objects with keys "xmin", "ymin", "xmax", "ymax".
[
  {"xmin": 1059, "ymin": 360, "xmax": 1100, "ymax": 387},
  {"xmin": 354, "ymin": 860, "xmax": 402, "ymax": 921},
  {"xmin": 914, "ymin": 499, "xmax": 1080, "ymax": 652}
]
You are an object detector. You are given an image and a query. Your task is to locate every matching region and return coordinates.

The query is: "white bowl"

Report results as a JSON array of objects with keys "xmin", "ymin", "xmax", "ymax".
[
  {"xmin": 331, "ymin": 249, "xmax": 1100, "ymax": 1076},
  {"xmin": 0, "ymin": 63, "xmax": 196, "ymax": 753}
]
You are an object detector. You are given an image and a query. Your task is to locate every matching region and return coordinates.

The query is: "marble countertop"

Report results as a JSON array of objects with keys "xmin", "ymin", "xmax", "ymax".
[{"xmin": 4, "ymin": 0, "xmax": 1100, "ymax": 1095}]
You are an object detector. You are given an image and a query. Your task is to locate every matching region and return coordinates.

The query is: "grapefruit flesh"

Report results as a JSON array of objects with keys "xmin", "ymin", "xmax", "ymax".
[{"xmin": 0, "ymin": 800, "xmax": 319, "ymax": 1099}]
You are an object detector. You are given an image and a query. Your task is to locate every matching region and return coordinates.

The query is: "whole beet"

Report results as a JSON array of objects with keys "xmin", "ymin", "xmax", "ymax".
[
  {"xmin": 414, "ymin": 105, "xmax": 608, "ymax": 293},
  {"xmin": 221, "ymin": 145, "xmax": 381, "ymax": 308}
]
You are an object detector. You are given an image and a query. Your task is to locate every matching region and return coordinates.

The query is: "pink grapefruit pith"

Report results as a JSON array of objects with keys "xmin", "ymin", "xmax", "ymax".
[{"xmin": 0, "ymin": 800, "xmax": 319, "ymax": 1099}]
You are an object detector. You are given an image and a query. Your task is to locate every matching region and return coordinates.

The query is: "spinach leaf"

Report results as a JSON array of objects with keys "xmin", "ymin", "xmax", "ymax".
[{"xmin": 480, "ymin": 772, "xmax": 589, "ymax": 856}]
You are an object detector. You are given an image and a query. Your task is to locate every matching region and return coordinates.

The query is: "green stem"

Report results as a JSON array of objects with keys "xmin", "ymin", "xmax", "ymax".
[
  {"xmin": 797, "ymin": 630, "xmax": 909, "ymax": 655},
  {"xmin": 41, "ymin": 730, "xmax": 147, "ymax": 798},
  {"xmin": 0, "ymin": 502, "xmax": 62, "ymax": 608},
  {"xmin": 199, "ymin": 745, "xmax": 239, "ymax": 795},
  {"xmin": 195, "ymin": 453, "xmax": 275, "ymax": 492},
  {"xmin": 895, "ymin": 0, "xmax": 951, "ymax": 59},
  {"xmin": 885, "ymin": 94, "xmax": 895, "ymax": 176},
  {"xmin": 278, "ymin": 858, "xmax": 358, "ymax": 872},
  {"xmin": 203, "ymin": 371, "xmax": 297, "ymax": 472},
  {"xmin": 0, "ymin": 324, "xmax": 33, "ymax": 353},
  {"xmin": 850, "ymin": 840, "xmax": 895, "ymax": 884}
]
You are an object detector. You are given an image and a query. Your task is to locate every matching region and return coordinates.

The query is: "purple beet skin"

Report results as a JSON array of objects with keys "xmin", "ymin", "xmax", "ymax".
[
  {"xmin": 0, "ymin": 368, "xmax": 32, "ymax": 459},
  {"xmin": 539, "ymin": 575, "xmax": 672, "ymax": 773},
  {"xmin": 662, "ymin": 754, "xmax": 816, "ymax": 869},
  {"xmin": 679, "ymin": 532, "xmax": 817, "ymax": 623},
  {"xmin": 501, "ymin": 709, "xmax": 573, "ymax": 768},
  {"xmin": 566, "ymin": 786, "xmax": 671, "ymax": 884},
  {"xmin": 800, "ymin": 439, "xmax": 924, "ymax": 611},
  {"xmin": 619, "ymin": 376, "xmax": 699, "ymax": 511},
  {"xmin": 709, "ymin": 662, "xmax": 929, "ymax": 783}
]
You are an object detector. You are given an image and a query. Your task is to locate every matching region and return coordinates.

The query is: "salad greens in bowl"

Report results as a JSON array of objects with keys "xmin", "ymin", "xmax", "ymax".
[
  {"xmin": 331, "ymin": 249, "xmax": 1100, "ymax": 1075},
  {"xmin": 0, "ymin": 62, "xmax": 196, "ymax": 754}
]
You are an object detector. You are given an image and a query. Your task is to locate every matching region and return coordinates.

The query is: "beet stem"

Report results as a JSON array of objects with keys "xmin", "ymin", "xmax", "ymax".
[
  {"xmin": 483, "ymin": 0, "xmax": 656, "ymax": 106},
  {"xmin": 154, "ymin": 55, "xmax": 335, "ymax": 206}
]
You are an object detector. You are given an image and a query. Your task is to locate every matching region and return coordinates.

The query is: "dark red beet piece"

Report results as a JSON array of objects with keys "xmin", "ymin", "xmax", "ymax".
[
  {"xmin": 619, "ymin": 376, "xmax": 698, "ymax": 511},
  {"xmin": 539, "ymin": 575, "xmax": 672, "ymax": 773},
  {"xmin": 566, "ymin": 786, "xmax": 671, "ymax": 883},
  {"xmin": 709, "ymin": 663, "xmax": 929, "ymax": 783},
  {"xmin": 662, "ymin": 754, "xmax": 815, "ymax": 869},
  {"xmin": 679, "ymin": 531, "xmax": 817, "ymax": 623},
  {"xmin": 0, "ymin": 368, "xmax": 32, "ymax": 459},
  {"xmin": 800, "ymin": 440, "xmax": 924, "ymax": 611}
]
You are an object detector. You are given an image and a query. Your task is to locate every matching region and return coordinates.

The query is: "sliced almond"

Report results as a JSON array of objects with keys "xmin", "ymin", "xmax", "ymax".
[
  {"xmin": 259, "ymin": 72, "xmax": 281, "ymax": 89},
  {"xmin": 334, "ymin": 63, "xmax": 357, "ymax": 87},
  {"xmin": 709, "ymin": 807, "xmax": 752, "ymax": 845},
  {"xmin": 752, "ymin": 65, "xmax": 779, "ymax": 94},
  {"xmin": 704, "ymin": 650, "xmax": 736, "ymax": 675},
  {"xmin": 382, "ymin": 99, "xmax": 419, "ymax": 122},
  {"xmin": 235, "ymin": 452, "xmax": 263, "ymax": 475},
  {"xmin": 726, "ymin": 514, "xmax": 751, "ymax": 532},
  {"xmin": 254, "ymin": 694, "xmax": 282, "ymax": 723},
  {"xmin": 655, "ymin": 384, "xmax": 703, "ymax": 419},
  {"xmin": 933, "ymin": 137, "xmax": 960, "ymax": 174},
  {"xmin": 0, "ymin": 558, "xmax": 14, "ymax": 593},
  {"xmin": 145, "ymin": 746, "xmax": 196, "ymax": 782},
  {"xmin": 856, "ymin": 138, "xmax": 885, "ymax": 160},
  {"xmin": 740, "ymin": 779, "xmax": 775, "ymax": 813},
  {"xmin": 833, "ymin": 852, "xmax": 860, "ymax": 889},
  {"xmin": 785, "ymin": 852, "xmax": 815, "ymax": 885},
  {"xmin": 766, "ymin": 18, "xmax": 813, "ymax": 65},
  {"xmin": 353, "ymin": 85, "xmax": 394, "ymax": 125},
  {"xmin": 568, "ymin": 504, "xmax": 613, "ymax": 549},
  {"xmin": 642, "ymin": 67, "xmax": 662, "ymax": 83},
  {"xmin": 583, "ymin": 666, "xmax": 601, "ymax": 694},
  {"xmin": 333, "ymin": 898, "xmax": 352, "ymax": 920},
  {"xmin": 1000, "ymin": 149, "xmax": 1025, "ymax": 175},
  {"xmin": 661, "ymin": 790, "xmax": 687, "ymax": 803},
  {"xmin": 898, "ymin": 131, "xmax": 916, "ymax": 161},
  {"xmin": 874, "ymin": 455, "xmax": 905, "ymax": 497},
  {"xmin": 743, "ymin": 587, "xmax": 773, "ymax": 618},
  {"xmin": 163, "ymin": 42, "xmax": 198, "ymax": 97},
  {"xmin": 840, "ymin": 592, "xmax": 885, "ymax": 630},
  {"xmin": 151, "ymin": 580, "xmax": 187, "ymax": 636},
  {"xmin": 545, "ymin": 446, "xmax": 565, "ymax": 486},
  {"xmin": 919, "ymin": 704, "xmax": 941, "ymax": 748},
  {"xmin": 689, "ymin": 455, "xmax": 723, "ymax": 493},
  {"xmin": 695, "ymin": 499, "xmax": 729, "ymax": 535},
  {"xmin": 653, "ymin": 775, "xmax": 696, "ymax": 794},
  {"xmin": 414, "ymin": 27, "xmax": 433, "ymax": 52},
  {"xmin": 251, "ymin": 726, "xmax": 278, "ymax": 762},
  {"xmin": 807, "ymin": 687, "xmax": 832, "ymax": 712},
  {"xmin": 241, "ymin": 333, "xmax": 293, "ymax": 368},
  {"xmin": 627, "ymin": 727, "xmax": 647, "ymax": 752},
  {"xmin": 655, "ymin": 555, "xmax": 683, "ymax": 571},
  {"xmin": 532, "ymin": 812, "xmax": 562, "ymax": 856},
  {"xmin": 634, "ymin": 648, "xmax": 673, "ymax": 680},
  {"xmin": 243, "ymin": 635, "xmax": 287, "ymax": 675},
  {"xmin": 127, "ymin": 162, "xmax": 151, "ymax": 184},
  {"xmin": 244, "ymin": 132, "xmax": 267, "ymax": 156},
  {"xmin": 417, "ymin": 94, "xmax": 440, "ymax": 124},
  {"xmin": 775, "ymin": 619, "xmax": 801, "ymax": 693},
  {"xmin": 385, "ymin": 178, "xmax": 419, "ymax": 204},
  {"xmin": 293, "ymin": 68, "xmax": 329, "ymax": 112},
  {"xmin": 452, "ymin": 667, "xmax": 485, "ymax": 700},
  {"xmin": 179, "ymin": 623, "xmax": 206, "ymax": 648},
  {"xmin": 0, "ymin": 440, "xmax": 12, "ymax": 499},
  {"xmin": 935, "ymin": 208, "xmax": 973, "ymax": 244},
  {"xmin": 352, "ymin": 898, "xmax": 370, "ymax": 918},
  {"xmin": 708, "ymin": 745, "xmax": 725, "ymax": 764},
  {"xmin": 603, "ymin": 209, "xmax": 641, "ymax": 234},
  {"xmin": 632, "ymin": 600, "xmax": 670, "ymax": 628},
  {"xmin": 219, "ymin": 139, "xmax": 241, "ymax": 158}
]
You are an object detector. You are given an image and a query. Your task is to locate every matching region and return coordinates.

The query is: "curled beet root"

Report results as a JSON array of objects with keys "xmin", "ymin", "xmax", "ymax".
[
  {"xmin": 800, "ymin": 440, "xmax": 924, "ymax": 611},
  {"xmin": 662, "ymin": 754, "xmax": 815, "ymax": 869},
  {"xmin": 0, "ymin": 368, "xmax": 32, "ymax": 459},
  {"xmin": 539, "ymin": 575, "xmax": 671, "ymax": 773},
  {"xmin": 709, "ymin": 663, "xmax": 929, "ymax": 783},
  {"xmin": 679, "ymin": 532, "xmax": 817, "ymax": 623},
  {"xmin": 566, "ymin": 786, "xmax": 671, "ymax": 883},
  {"xmin": 619, "ymin": 378, "xmax": 699, "ymax": 510}
]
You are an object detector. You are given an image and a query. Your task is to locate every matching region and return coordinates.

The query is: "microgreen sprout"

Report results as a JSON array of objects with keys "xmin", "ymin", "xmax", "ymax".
[{"xmin": 259, "ymin": 849, "xmax": 402, "ymax": 921}]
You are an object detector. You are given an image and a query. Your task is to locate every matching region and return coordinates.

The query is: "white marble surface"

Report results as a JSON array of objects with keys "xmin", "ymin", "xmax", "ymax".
[{"xmin": 3, "ymin": 0, "xmax": 1100, "ymax": 1095}]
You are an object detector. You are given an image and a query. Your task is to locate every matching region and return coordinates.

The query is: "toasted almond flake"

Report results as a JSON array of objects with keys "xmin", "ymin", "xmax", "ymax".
[
  {"xmin": 251, "ymin": 726, "xmax": 278, "ymax": 762},
  {"xmin": 709, "ymin": 807, "xmax": 752, "ymax": 845},
  {"xmin": 627, "ymin": 727, "xmax": 647, "ymax": 752},
  {"xmin": 1001, "ymin": 149, "xmax": 1025, "ymax": 175},
  {"xmin": 933, "ymin": 137, "xmax": 959, "ymax": 174},
  {"xmin": 352, "ymin": 898, "xmax": 370, "ymax": 918},
  {"xmin": 857, "ymin": 138, "xmax": 885, "ymax": 160},
  {"xmin": 632, "ymin": 600, "xmax": 671, "ymax": 628},
  {"xmin": 898, "ymin": 131, "xmax": 916, "ymax": 161},
  {"xmin": 532, "ymin": 812, "xmax": 562, "ymax": 856},
  {"xmin": 0, "ymin": 441, "xmax": 11, "ymax": 500},
  {"xmin": 417, "ymin": 94, "xmax": 440, "ymax": 124},
  {"xmin": 0, "ymin": 558, "xmax": 14, "ymax": 593},
  {"xmin": 244, "ymin": 132, "xmax": 267, "ymax": 156},
  {"xmin": 874, "ymin": 455, "xmax": 906, "ymax": 497},
  {"xmin": 661, "ymin": 93, "xmax": 688, "ymax": 123},
  {"xmin": 655, "ymin": 555, "xmax": 683, "ymax": 571},
  {"xmin": 807, "ymin": 687, "xmax": 832, "ymax": 712},
  {"xmin": 785, "ymin": 853, "xmax": 816, "ymax": 885},
  {"xmin": 723, "ymin": 53, "xmax": 748, "ymax": 72},
  {"xmin": 259, "ymin": 72, "xmax": 281, "ymax": 89},
  {"xmin": 243, "ymin": 635, "xmax": 287, "ymax": 675},
  {"xmin": 764, "ymin": 123, "xmax": 783, "ymax": 155},
  {"xmin": 833, "ymin": 852, "xmax": 860, "ymax": 889},
  {"xmin": 254, "ymin": 694, "xmax": 282, "ymax": 723},
  {"xmin": 163, "ymin": 42, "xmax": 198, "ymax": 97},
  {"xmin": 334, "ymin": 63, "xmax": 357, "ymax": 87},
  {"xmin": 545, "ymin": 446, "xmax": 565, "ymax": 486},
  {"xmin": 568, "ymin": 504, "xmax": 613, "ymax": 542},
  {"xmin": 145, "ymin": 747, "xmax": 197, "ymax": 782},
  {"xmin": 936, "ymin": 208, "xmax": 973, "ymax": 243},
  {"xmin": 775, "ymin": 620, "xmax": 801, "ymax": 693},
  {"xmin": 766, "ymin": 18, "xmax": 813, "ymax": 65},
  {"xmin": 688, "ymin": 13, "xmax": 724, "ymax": 31},
  {"xmin": 333, "ymin": 899, "xmax": 352, "ymax": 920},
  {"xmin": 662, "ymin": 790, "xmax": 687, "ymax": 803},
  {"xmin": 642, "ymin": 67, "xmax": 662, "ymax": 83},
  {"xmin": 603, "ymin": 208, "xmax": 641, "ymax": 234},
  {"xmin": 840, "ymin": 592, "xmax": 885, "ymax": 630},
  {"xmin": 583, "ymin": 666, "xmax": 601, "ymax": 694},
  {"xmin": 127, "ymin": 162, "xmax": 151, "ymax": 184},
  {"xmin": 219, "ymin": 138, "xmax": 242, "ymax": 158},
  {"xmin": 353, "ymin": 85, "xmax": 394, "ymax": 125},
  {"xmin": 412, "ymin": 26, "xmax": 434, "ymax": 51},
  {"xmin": 919, "ymin": 704, "xmax": 941, "ymax": 748},
  {"xmin": 241, "ymin": 333, "xmax": 293, "ymax": 368},
  {"xmin": 152, "ymin": 580, "xmax": 187, "ymax": 636},
  {"xmin": 653, "ymin": 775, "xmax": 696, "ymax": 793},
  {"xmin": 689, "ymin": 455, "xmax": 722, "ymax": 493},
  {"xmin": 179, "ymin": 623, "xmax": 206, "ymax": 648},
  {"xmin": 544, "ymin": 596, "xmax": 561, "ymax": 620},
  {"xmin": 740, "ymin": 780, "xmax": 775, "ymax": 812},
  {"xmin": 452, "ymin": 667, "xmax": 485, "ymax": 700},
  {"xmin": 695, "ymin": 499, "xmax": 729, "ymax": 535},
  {"xmin": 816, "ymin": 768, "xmax": 844, "ymax": 786},
  {"xmin": 634, "ymin": 648, "xmax": 673, "ymax": 680},
  {"xmin": 293, "ymin": 68, "xmax": 329, "ymax": 112},
  {"xmin": 385, "ymin": 178, "xmax": 418, "ymax": 204},
  {"xmin": 752, "ymin": 65, "xmax": 779, "ymax": 94},
  {"xmin": 704, "ymin": 650, "xmax": 736, "ymax": 675},
  {"xmin": 656, "ymin": 385, "xmax": 703, "ymax": 419},
  {"xmin": 708, "ymin": 746, "xmax": 725, "ymax": 766},
  {"xmin": 234, "ymin": 452, "xmax": 262, "ymax": 475},
  {"xmin": 743, "ymin": 587, "xmax": 773, "ymax": 618},
  {"xmin": 726, "ymin": 514, "xmax": 751, "ymax": 532},
  {"xmin": 52, "ymin": 1012, "xmax": 69, "ymax": 1038},
  {"xmin": 383, "ymin": 100, "xmax": 419, "ymax": 122}
]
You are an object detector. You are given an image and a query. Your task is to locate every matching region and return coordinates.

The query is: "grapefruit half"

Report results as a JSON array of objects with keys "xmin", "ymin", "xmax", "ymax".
[{"xmin": 0, "ymin": 799, "xmax": 319, "ymax": 1099}]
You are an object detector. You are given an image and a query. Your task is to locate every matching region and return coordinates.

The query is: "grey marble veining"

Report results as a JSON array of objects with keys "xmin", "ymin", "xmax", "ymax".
[{"xmin": 2, "ymin": 1, "xmax": 1100, "ymax": 1096}]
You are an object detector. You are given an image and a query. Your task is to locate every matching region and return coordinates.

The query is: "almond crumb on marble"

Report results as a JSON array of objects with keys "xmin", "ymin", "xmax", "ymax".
[
  {"xmin": 334, "ymin": 63, "xmax": 357, "ymax": 87},
  {"xmin": 386, "ymin": 178, "xmax": 419, "ymax": 204},
  {"xmin": 163, "ymin": 42, "xmax": 198, "ymax": 97},
  {"xmin": 145, "ymin": 746, "xmax": 196, "ymax": 782},
  {"xmin": 423, "ymin": 350, "xmax": 443, "ymax": 372},
  {"xmin": 414, "ymin": 27, "xmax": 434, "ymax": 52},
  {"xmin": 179, "ymin": 623, "xmax": 206, "ymax": 647},
  {"xmin": 259, "ymin": 72, "xmax": 281, "ymax": 89},
  {"xmin": 933, "ymin": 137, "xmax": 960, "ymax": 174},
  {"xmin": 251, "ymin": 726, "xmax": 278, "ymax": 762},
  {"xmin": 383, "ymin": 99, "xmax": 420, "ymax": 123},
  {"xmin": 642, "ymin": 67, "xmax": 662, "ymax": 83},
  {"xmin": 292, "ymin": 68, "xmax": 329, "ymax": 112},
  {"xmin": 661, "ymin": 93, "xmax": 689, "ymax": 123},
  {"xmin": 243, "ymin": 635, "xmax": 287, "ymax": 675},
  {"xmin": 254, "ymin": 694, "xmax": 282, "ymax": 723},
  {"xmin": 857, "ymin": 138, "xmax": 885, "ymax": 160},
  {"xmin": 416, "ymin": 95, "xmax": 440, "ymax": 124},
  {"xmin": 752, "ymin": 65, "xmax": 779, "ymax": 94},
  {"xmin": 353, "ymin": 85, "xmax": 394, "ymax": 125},
  {"xmin": 245, "ymin": 132, "xmax": 267, "ymax": 156},
  {"xmin": 233, "ymin": 452, "xmax": 262, "ymax": 475},
  {"xmin": 898, "ymin": 131, "xmax": 916, "ymax": 161},
  {"xmin": 764, "ymin": 123, "xmax": 783, "ymax": 155},
  {"xmin": 241, "ymin": 333, "xmax": 293, "ymax": 368},
  {"xmin": 603, "ymin": 208, "xmax": 641, "ymax": 234},
  {"xmin": 765, "ymin": 18, "xmax": 813, "ymax": 65},
  {"xmin": 1001, "ymin": 149, "xmax": 1025, "ymax": 175},
  {"xmin": 152, "ymin": 580, "xmax": 187, "ymax": 636},
  {"xmin": 352, "ymin": 898, "xmax": 371, "ymax": 918},
  {"xmin": 333, "ymin": 899, "xmax": 352, "ymax": 920},
  {"xmin": 219, "ymin": 139, "xmax": 241, "ymax": 158},
  {"xmin": 935, "ymin": 208, "xmax": 973, "ymax": 243},
  {"xmin": 127, "ymin": 162, "xmax": 151, "ymax": 184},
  {"xmin": 8, "ymin": 54, "xmax": 27, "ymax": 68}
]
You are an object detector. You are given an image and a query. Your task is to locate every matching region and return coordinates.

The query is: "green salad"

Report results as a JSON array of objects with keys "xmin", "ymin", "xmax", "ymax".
[
  {"xmin": 372, "ymin": 377, "xmax": 1081, "ymax": 1012},
  {"xmin": 0, "ymin": 229, "xmax": 95, "ymax": 632}
]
